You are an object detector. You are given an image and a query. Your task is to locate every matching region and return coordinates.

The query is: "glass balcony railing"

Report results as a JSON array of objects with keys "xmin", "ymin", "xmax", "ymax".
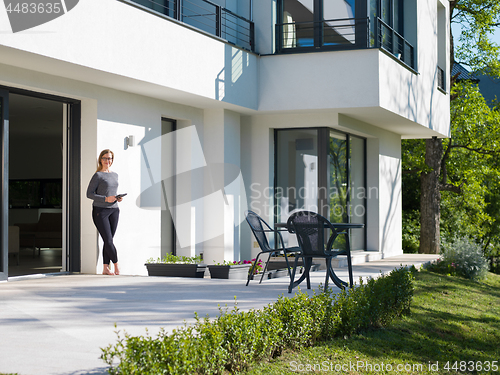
[{"xmin": 125, "ymin": 0, "xmax": 254, "ymax": 52}]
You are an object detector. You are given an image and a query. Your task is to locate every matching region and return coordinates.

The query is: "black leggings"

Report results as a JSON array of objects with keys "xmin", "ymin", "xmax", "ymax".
[{"xmin": 92, "ymin": 207, "xmax": 119, "ymax": 265}]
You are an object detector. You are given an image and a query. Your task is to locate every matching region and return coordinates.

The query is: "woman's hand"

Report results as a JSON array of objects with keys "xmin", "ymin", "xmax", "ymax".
[
  {"xmin": 116, "ymin": 196, "xmax": 124, "ymax": 202},
  {"xmin": 105, "ymin": 196, "xmax": 116, "ymax": 203}
]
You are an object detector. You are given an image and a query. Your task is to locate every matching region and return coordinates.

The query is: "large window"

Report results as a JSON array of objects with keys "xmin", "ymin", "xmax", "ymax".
[
  {"xmin": 278, "ymin": 0, "xmax": 359, "ymax": 50},
  {"xmin": 275, "ymin": 128, "xmax": 366, "ymax": 251}
]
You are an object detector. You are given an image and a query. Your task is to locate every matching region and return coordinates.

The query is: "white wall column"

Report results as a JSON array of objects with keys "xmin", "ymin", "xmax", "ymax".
[
  {"xmin": 365, "ymin": 138, "xmax": 380, "ymax": 253},
  {"xmin": 202, "ymin": 109, "xmax": 242, "ymax": 264},
  {"xmin": 80, "ymin": 99, "xmax": 98, "ymax": 274}
]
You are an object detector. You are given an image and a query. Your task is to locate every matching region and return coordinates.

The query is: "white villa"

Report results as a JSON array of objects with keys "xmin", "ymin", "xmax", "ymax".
[{"xmin": 0, "ymin": 0, "xmax": 450, "ymax": 278}]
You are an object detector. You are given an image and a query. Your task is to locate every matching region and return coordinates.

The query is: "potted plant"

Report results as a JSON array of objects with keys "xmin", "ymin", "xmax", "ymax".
[
  {"xmin": 208, "ymin": 259, "xmax": 263, "ymax": 279},
  {"xmin": 145, "ymin": 254, "xmax": 207, "ymax": 278}
]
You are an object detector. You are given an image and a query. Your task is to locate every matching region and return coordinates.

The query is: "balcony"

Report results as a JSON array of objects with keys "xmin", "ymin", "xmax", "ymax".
[
  {"xmin": 276, "ymin": 16, "xmax": 414, "ymax": 70},
  {"xmin": 125, "ymin": 0, "xmax": 254, "ymax": 52}
]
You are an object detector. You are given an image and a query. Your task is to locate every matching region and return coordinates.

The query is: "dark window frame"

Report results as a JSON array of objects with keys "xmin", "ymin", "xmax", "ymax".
[{"xmin": 0, "ymin": 85, "xmax": 81, "ymax": 276}]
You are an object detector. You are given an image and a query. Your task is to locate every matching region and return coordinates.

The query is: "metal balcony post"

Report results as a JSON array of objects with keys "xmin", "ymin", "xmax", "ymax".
[
  {"xmin": 176, "ymin": 0, "xmax": 182, "ymax": 22},
  {"xmin": 216, "ymin": 5, "xmax": 222, "ymax": 38}
]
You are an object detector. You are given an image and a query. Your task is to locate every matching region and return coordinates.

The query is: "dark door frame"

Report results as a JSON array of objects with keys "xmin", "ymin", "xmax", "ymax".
[
  {"xmin": 0, "ymin": 85, "xmax": 81, "ymax": 278},
  {"xmin": 161, "ymin": 117, "xmax": 177, "ymax": 256},
  {"xmin": 0, "ymin": 89, "xmax": 9, "ymax": 280}
]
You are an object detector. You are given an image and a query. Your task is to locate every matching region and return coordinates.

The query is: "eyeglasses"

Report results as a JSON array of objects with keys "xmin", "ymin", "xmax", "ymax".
[{"xmin": 102, "ymin": 157, "xmax": 113, "ymax": 161}]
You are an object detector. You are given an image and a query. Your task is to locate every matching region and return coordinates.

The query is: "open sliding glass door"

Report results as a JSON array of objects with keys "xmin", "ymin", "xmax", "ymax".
[{"xmin": 0, "ymin": 89, "xmax": 9, "ymax": 280}]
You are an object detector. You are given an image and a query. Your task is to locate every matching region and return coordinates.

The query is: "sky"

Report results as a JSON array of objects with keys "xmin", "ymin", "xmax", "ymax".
[{"xmin": 452, "ymin": 23, "xmax": 500, "ymax": 48}]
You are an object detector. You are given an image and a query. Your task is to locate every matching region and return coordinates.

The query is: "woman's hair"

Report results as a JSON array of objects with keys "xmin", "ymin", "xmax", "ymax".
[{"xmin": 96, "ymin": 149, "xmax": 114, "ymax": 172}]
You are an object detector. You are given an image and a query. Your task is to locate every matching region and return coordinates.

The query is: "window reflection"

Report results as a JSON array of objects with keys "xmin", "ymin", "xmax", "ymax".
[{"xmin": 275, "ymin": 128, "xmax": 366, "ymax": 251}]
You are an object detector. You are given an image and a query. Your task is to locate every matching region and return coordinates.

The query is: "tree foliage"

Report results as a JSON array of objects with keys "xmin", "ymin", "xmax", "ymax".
[
  {"xmin": 451, "ymin": 0, "xmax": 500, "ymax": 77},
  {"xmin": 402, "ymin": 0, "xmax": 500, "ymax": 256},
  {"xmin": 442, "ymin": 82, "xmax": 500, "ymax": 239}
]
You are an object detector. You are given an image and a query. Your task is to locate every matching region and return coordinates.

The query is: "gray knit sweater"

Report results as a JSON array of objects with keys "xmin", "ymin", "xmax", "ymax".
[{"xmin": 86, "ymin": 171, "xmax": 119, "ymax": 208}]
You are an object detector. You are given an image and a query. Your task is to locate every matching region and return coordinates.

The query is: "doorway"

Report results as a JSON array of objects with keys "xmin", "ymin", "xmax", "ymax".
[
  {"xmin": 0, "ymin": 87, "xmax": 81, "ymax": 279},
  {"xmin": 8, "ymin": 94, "xmax": 64, "ymax": 276}
]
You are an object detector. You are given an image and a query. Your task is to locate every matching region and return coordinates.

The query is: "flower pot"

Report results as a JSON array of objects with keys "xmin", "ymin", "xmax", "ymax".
[
  {"xmin": 144, "ymin": 263, "xmax": 207, "ymax": 278},
  {"xmin": 267, "ymin": 259, "xmax": 304, "ymax": 271},
  {"xmin": 208, "ymin": 264, "xmax": 252, "ymax": 279}
]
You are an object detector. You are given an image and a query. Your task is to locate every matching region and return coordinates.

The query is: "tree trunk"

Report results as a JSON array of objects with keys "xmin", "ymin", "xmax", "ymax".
[{"xmin": 420, "ymin": 138, "xmax": 443, "ymax": 254}]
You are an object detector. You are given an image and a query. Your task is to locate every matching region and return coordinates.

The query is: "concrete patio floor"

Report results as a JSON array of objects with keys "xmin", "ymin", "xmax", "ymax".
[{"xmin": 0, "ymin": 254, "xmax": 439, "ymax": 375}]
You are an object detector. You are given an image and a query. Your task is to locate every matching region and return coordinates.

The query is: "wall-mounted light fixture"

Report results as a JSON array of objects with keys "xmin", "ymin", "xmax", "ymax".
[{"xmin": 126, "ymin": 135, "xmax": 135, "ymax": 147}]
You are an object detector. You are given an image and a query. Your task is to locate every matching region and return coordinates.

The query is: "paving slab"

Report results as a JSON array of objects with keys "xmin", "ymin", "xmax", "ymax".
[{"xmin": 0, "ymin": 254, "xmax": 439, "ymax": 375}]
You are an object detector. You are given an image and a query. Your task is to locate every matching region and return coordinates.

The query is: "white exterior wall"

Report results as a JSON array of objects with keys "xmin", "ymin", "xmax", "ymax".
[
  {"xmin": 0, "ymin": 0, "xmax": 259, "ymax": 111},
  {"xmin": 0, "ymin": 62, "xmax": 218, "ymax": 275}
]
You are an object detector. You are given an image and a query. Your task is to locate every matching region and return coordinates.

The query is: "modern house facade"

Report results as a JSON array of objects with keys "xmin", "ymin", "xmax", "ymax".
[{"xmin": 0, "ymin": 0, "xmax": 450, "ymax": 278}]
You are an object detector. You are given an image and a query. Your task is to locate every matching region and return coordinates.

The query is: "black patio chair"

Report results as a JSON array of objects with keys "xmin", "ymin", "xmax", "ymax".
[
  {"xmin": 245, "ymin": 210, "xmax": 302, "ymax": 286},
  {"xmin": 286, "ymin": 210, "xmax": 354, "ymax": 293}
]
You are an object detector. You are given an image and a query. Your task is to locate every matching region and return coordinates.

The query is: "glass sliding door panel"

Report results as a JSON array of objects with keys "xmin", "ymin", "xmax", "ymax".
[
  {"xmin": 161, "ymin": 119, "xmax": 176, "ymax": 257},
  {"xmin": 395, "ymin": 0, "xmax": 404, "ymax": 36},
  {"xmin": 326, "ymin": 130, "xmax": 347, "ymax": 252},
  {"xmin": 322, "ymin": 0, "xmax": 355, "ymax": 45},
  {"xmin": 327, "ymin": 130, "xmax": 347, "ymax": 224},
  {"xmin": 349, "ymin": 136, "xmax": 366, "ymax": 250},
  {"xmin": 369, "ymin": 0, "xmax": 377, "ymax": 47},
  {"xmin": 182, "ymin": 0, "xmax": 217, "ymax": 36},
  {"xmin": 276, "ymin": 129, "xmax": 318, "ymax": 249},
  {"xmin": 381, "ymin": 0, "xmax": 391, "ymax": 23},
  {"xmin": 0, "ymin": 93, "xmax": 6, "ymax": 278},
  {"xmin": 283, "ymin": 0, "xmax": 315, "ymax": 48},
  {"xmin": 276, "ymin": 128, "xmax": 318, "ymax": 248}
]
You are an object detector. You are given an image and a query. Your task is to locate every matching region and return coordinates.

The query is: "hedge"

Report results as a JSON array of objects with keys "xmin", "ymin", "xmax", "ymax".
[{"xmin": 101, "ymin": 266, "xmax": 415, "ymax": 374}]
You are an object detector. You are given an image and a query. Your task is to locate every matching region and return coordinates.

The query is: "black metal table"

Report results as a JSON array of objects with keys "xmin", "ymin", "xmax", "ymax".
[{"xmin": 275, "ymin": 221, "xmax": 365, "ymax": 290}]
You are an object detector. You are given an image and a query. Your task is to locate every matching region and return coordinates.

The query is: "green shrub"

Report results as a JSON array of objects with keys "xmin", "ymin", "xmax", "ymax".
[
  {"xmin": 267, "ymin": 288, "xmax": 340, "ymax": 349},
  {"xmin": 213, "ymin": 303, "xmax": 283, "ymax": 372},
  {"xmin": 145, "ymin": 254, "xmax": 203, "ymax": 264},
  {"xmin": 101, "ymin": 267, "xmax": 415, "ymax": 374},
  {"xmin": 402, "ymin": 210, "xmax": 420, "ymax": 253},
  {"xmin": 332, "ymin": 266, "xmax": 415, "ymax": 336},
  {"xmin": 428, "ymin": 237, "xmax": 489, "ymax": 281}
]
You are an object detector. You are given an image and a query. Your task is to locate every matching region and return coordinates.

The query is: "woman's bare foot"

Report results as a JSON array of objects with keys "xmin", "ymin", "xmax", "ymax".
[
  {"xmin": 114, "ymin": 263, "xmax": 120, "ymax": 275},
  {"xmin": 103, "ymin": 265, "xmax": 115, "ymax": 275}
]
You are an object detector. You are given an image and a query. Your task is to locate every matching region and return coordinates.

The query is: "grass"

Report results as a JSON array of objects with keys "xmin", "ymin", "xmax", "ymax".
[{"xmin": 244, "ymin": 270, "xmax": 500, "ymax": 374}]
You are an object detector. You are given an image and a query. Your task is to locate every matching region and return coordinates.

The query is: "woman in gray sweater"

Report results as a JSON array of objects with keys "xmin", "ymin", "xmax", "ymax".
[{"xmin": 86, "ymin": 149, "xmax": 124, "ymax": 275}]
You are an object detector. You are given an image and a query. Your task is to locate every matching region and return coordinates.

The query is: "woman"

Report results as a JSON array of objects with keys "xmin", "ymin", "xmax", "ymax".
[{"xmin": 86, "ymin": 149, "xmax": 124, "ymax": 275}]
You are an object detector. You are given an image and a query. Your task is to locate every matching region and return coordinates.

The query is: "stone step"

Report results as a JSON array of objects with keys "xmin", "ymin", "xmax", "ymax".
[{"xmin": 269, "ymin": 250, "xmax": 384, "ymax": 271}]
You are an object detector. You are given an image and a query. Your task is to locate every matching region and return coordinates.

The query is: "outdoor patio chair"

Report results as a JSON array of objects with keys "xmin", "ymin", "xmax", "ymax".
[
  {"xmin": 245, "ymin": 210, "xmax": 302, "ymax": 286},
  {"xmin": 286, "ymin": 210, "xmax": 354, "ymax": 293}
]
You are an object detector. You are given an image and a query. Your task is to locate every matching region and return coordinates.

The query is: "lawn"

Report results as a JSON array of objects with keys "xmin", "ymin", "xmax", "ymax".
[{"xmin": 245, "ymin": 270, "xmax": 500, "ymax": 374}]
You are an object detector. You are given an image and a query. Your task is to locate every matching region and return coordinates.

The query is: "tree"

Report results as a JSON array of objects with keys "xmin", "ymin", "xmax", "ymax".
[{"xmin": 407, "ymin": 0, "xmax": 500, "ymax": 254}]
